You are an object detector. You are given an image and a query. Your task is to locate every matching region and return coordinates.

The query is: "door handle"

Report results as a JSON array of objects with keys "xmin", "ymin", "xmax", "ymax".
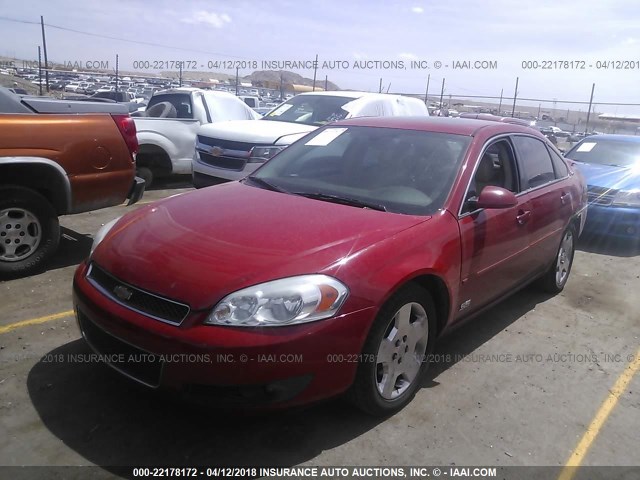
[
  {"xmin": 560, "ymin": 192, "xmax": 571, "ymax": 205},
  {"xmin": 516, "ymin": 210, "xmax": 531, "ymax": 225}
]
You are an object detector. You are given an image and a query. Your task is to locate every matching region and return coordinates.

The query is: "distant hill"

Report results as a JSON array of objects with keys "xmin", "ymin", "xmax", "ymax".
[{"xmin": 245, "ymin": 70, "xmax": 340, "ymax": 90}]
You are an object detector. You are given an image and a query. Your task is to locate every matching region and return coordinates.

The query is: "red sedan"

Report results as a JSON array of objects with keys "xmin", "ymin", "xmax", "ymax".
[{"xmin": 73, "ymin": 116, "xmax": 587, "ymax": 415}]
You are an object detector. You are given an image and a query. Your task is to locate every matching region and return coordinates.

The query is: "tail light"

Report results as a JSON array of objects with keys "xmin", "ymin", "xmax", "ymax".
[{"xmin": 112, "ymin": 114, "xmax": 138, "ymax": 159}]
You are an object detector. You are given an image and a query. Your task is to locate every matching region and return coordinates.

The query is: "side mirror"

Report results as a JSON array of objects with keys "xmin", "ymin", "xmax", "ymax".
[{"xmin": 475, "ymin": 186, "xmax": 518, "ymax": 209}]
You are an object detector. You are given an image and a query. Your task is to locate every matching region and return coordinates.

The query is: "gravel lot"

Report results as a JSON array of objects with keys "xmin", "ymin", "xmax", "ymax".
[{"xmin": 0, "ymin": 179, "xmax": 638, "ymax": 478}]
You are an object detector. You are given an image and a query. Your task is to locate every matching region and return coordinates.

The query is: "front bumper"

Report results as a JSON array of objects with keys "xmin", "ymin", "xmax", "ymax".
[
  {"xmin": 126, "ymin": 176, "xmax": 145, "ymax": 206},
  {"xmin": 72, "ymin": 262, "xmax": 374, "ymax": 408},
  {"xmin": 584, "ymin": 203, "xmax": 640, "ymax": 238}
]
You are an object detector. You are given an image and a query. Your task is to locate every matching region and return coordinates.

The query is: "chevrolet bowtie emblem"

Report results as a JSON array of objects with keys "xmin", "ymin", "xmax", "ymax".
[
  {"xmin": 113, "ymin": 285, "xmax": 133, "ymax": 301},
  {"xmin": 210, "ymin": 146, "xmax": 224, "ymax": 157}
]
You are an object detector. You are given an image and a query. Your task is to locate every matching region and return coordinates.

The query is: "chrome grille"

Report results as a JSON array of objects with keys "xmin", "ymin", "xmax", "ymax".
[
  {"xmin": 86, "ymin": 263, "xmax": 189, "ymax": 325},
  {"xmin": 198, "ymin": 152, "xmax": 247, "ymax": 171},
  {"xmin": 196, "ymin": 135, "xmax": 257, "ymax": 152}
]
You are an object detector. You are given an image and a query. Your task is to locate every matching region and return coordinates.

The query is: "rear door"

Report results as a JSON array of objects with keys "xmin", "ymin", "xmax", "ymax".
[
  {"xmin": 512, "ymin": 135, "xmax": 570, "ymax": 272},
  {"xmin": 457, "ymin": 136, "xmax": 534, "ymax": 315}
]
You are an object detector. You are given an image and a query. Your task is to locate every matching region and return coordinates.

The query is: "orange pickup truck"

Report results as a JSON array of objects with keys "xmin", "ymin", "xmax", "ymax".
[{"xmin": 0, "ymin": 87, "xmax": 144, "ymax": 278}]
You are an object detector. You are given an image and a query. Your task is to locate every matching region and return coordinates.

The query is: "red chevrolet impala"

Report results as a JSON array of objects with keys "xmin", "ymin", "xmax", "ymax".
[{"xmin": 73, "ymin": 116, "xmax": 587, "ymax": 415}]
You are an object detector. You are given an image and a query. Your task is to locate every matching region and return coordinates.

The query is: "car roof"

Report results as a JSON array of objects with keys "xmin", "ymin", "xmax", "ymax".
[
  {"xmin": 581, "ymin": 134, "xmax": 640, "ymax": 143},
  {"xmin": 335, "ymin": 116, "xmax": 541, "ymax": 136},
  {"xmin": 296, "ymin": 90, "xmax": 369, "ymax": 98}
]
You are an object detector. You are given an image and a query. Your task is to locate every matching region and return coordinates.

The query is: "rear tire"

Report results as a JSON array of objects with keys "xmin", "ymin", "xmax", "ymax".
[
  {"xmin": 137, "ymin": 167, "xmax": 154, "ymax": 189},
  {"xmin": 348, "ymin": 284, "xmax": 437, "ymax": 416},
  {"xmin": 537, "ymin": 226, "xmax": 576, "ymax": 294},
  {"xmin": 0, "ymin": 187, "xmax": 60, "ymax": 279}
]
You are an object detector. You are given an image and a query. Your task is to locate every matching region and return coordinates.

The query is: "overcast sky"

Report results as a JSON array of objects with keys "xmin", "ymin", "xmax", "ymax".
[{"xmin": 1, "ymin": 0, "xmax": 639, "ymax": 113}]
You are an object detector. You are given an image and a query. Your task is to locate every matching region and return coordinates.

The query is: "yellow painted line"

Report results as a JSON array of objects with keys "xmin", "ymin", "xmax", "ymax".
[
  {"xmin": 557, "ymin": 347, "xmax": 640, "ymax": 480},
  {"xmin": 0, "ymin": 310, "xmax": 74, "ymax": 335}
]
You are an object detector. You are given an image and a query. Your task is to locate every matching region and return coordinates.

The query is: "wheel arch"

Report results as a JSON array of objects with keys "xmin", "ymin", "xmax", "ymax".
[
  {"xmin": 0, "ymin": 157, "xmax": 71, "ymax": 215},
  {"xmin": 404, "ymin": 273, "xmax": 451, "ymax": 337},
  {"xmin": 136, "ymin": 143, "xmax": 173, "ymax": 176}
]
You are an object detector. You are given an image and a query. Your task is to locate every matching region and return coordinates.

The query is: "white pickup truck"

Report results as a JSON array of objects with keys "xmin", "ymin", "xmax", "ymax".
[
  {"xmin": 132, "ymin": 88, "xmax": 260, "ymax": 186},
  {"xmin": 192, "ymin": 91, "xmax": 430, "ymax": 186}
]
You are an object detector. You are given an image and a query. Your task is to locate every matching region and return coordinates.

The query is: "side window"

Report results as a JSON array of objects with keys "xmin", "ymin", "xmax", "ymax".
[
  {"xmin": 548, "ymin": 147, "xmax": 569, "ymax": 178},
  {"xmin": 462, "ymin": 139, "xmax": 519, "ymax": 213},
  {"xmin": 513, "ymin": 136, "xmax": 556, "ymax": 189}
]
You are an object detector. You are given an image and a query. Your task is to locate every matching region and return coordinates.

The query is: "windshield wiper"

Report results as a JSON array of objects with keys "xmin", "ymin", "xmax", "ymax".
[
  {"xmin": 244, "ymin": 176, "xmax": 289, "ymax": 193},
  {"xmin": 293, "ymin": 192, "xmax": 387, "ymax": 211}
]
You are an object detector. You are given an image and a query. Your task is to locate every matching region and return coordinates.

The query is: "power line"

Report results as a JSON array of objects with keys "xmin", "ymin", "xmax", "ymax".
[{"xmin": 0, "ymin": 15, "xmax": 246, "ymax": 59}]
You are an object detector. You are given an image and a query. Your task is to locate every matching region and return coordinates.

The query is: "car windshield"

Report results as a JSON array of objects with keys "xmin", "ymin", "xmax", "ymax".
[
  {"xmin": 261, "ymin": 95, "xmax": 357, "ymax": 126},
  {"xmin": 249, "ymin": 125, "xmax": 470, "ymax": 215},
  {"xmin": 565, "ymin": 139, "xmax": 640, "ymax": 168}
]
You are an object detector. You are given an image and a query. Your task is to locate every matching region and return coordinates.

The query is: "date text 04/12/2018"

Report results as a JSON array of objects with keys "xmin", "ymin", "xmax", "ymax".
[{"xmin": 129, "ymin": 59, "xmax": 499, "ymax": 71}]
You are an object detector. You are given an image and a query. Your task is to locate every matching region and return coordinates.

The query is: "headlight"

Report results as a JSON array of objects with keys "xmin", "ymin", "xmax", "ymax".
[
  {"xmin": 206, "ymin": 275, "xmax": 349, "ymax": 327},
  {"xmin": 248, "ymin": 146, "xmax": 285, "ymax": 163},
  {"xmin": 90, "ymin": 217, "xmax": 121, "ymax": 256},
  {"xmin": 612, "ymin": 189, "xmax": 640, "ymax": 207}
]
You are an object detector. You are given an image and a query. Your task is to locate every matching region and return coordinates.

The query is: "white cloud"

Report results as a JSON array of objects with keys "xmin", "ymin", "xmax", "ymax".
[
  {"xmin": 411, "ymin": 6, "xmax": 424, "ymax": 13},
  {"xmin": 181, "ymin": 10, "xmax": 232, "ymax": 28}
]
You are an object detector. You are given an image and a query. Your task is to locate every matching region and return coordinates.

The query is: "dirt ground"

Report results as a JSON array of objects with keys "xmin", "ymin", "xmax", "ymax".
[{"xmin": 0, "ymin": 179, "xmax": 638, "ymax": 479}]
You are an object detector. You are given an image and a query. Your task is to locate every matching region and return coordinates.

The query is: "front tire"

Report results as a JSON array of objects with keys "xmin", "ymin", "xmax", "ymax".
[
  {"xmin": 0, "ymin": 187, "xmax": 60, "ymax": 279},
  {"xmin": 348, "ymin": 284, "xmax": 437, "ymax": 416}
]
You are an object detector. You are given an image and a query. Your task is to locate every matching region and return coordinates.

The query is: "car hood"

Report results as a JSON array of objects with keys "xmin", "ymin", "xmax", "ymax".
[
  {"xmin": 93, "ymin": 182, "xmax": 430, "ymax": 310},
  {"xmin": 573, "ymin": 161, "xmax": 640, "ymax": 191},
  {"xmin": 197, "ymin": 119, "xmax": 316, "ymax": 145}
]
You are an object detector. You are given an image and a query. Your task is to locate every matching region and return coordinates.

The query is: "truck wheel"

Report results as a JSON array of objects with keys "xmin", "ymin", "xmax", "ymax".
[
  {"xmin": 348, "ymin": 284, "xmax": 437, "ymax": 416},
  {"xmin": 137, "ymin": 167, "xmax": 153, "ymax": 188},
  {"xmin": 0, "ymin": 187, "xmax": 60, "ymax": 279}
]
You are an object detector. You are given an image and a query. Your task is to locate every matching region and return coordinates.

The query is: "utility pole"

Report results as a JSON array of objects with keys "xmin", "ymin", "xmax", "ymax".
[
  {"xmin": 537, "ymin": 103, "xmax": 541, "ymax": 120},
  {"xmin": 179, "ymin": 62, "xmax": 183, "ymax": 87},
  {"xmin": 511, "ymin": 77, "xmax": 519, "ymax": 117},
  {"xmin": 324, "ymin": 75, "xmax": 328, "ymax": 91},
  {"xmin": 115, "ymin": 54, "xmax": 119, "ymax": 96},
  {"xmin": 498, "ymin": 88, "xmax": 503, "ymax": 114},
  {"xmin": 378, "ymin": 78, "xmax": 383, "ymax": 93},
  {"xmin": 585, "ymin": 83, "xmax": 596, "ymax": 134},
  {"xmin": 40, "ymin": 16, "xmax": 50, "ymax": 92},
  {"xmin": 438, "ymin": 78, "xmax": 445, "ymax": 116},
  {"xmin": 423, "ymin": 74, "xmax": 430, "ymax": 105},
  {"xmin": 312, "ymin": 54, "xmax": 318, "ymax": 91},
  {"xmin": 37, "ymin": 46, "xmax": 42, "ymax": 96},
  {"xmin": 235, "ymin": 67, "xmax": 239, "ymax": 96}
]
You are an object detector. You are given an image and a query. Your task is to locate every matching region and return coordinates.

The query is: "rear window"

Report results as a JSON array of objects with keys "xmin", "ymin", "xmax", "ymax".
[{"xmin": 147, "ymin": 94, "xmax": 193, "ymax": 119}]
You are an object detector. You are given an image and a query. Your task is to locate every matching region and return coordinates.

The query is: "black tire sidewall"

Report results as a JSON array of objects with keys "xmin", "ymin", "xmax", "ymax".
[
  {"xmin": 0, "ymin": 187, "xmax": 60, "ymax": 277},
  {"xmin": 137, "ymin": 167, "xmax": 153, "ymax": 188},
  {"xmin": 349, "ymin": 284, "xmax": 437, "ymax": 416},
  {"xmin": 540, "ymin": 225, "xmax": 577, "ymax": 293}
]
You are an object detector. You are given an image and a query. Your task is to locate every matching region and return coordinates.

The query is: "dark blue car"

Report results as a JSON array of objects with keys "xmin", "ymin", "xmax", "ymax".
[{"xmin": 565, "ymin": 134, "xmax": 640, "ymax": 239}]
